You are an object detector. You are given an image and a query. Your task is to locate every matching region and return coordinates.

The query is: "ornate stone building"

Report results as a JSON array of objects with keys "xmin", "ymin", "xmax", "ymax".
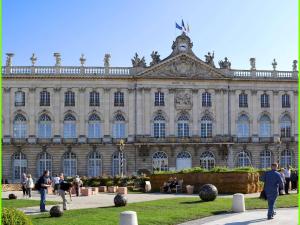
[{"xmin": 2, "ymin": 33, "xmax": 298, "ymax": 182}]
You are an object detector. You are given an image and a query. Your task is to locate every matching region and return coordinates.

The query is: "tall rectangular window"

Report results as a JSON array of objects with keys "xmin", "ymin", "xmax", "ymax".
[
  {"xmin": 40, "ymin": 91, "xmax": 50, "ymax": 106},
  {"xmin": 202, "ymin": 92, "xmax": 211, "ymax": 107},
  {"xmin": 239, "ymin": 93, "xmax": 248, "ymax": 108},
  {"xmin": 260, "ymin": 93, "xmax": 269, "ymax": 108},
  {"xmin": 282, "ymin": 94, "xmax": 290, "ymax": 108},
  {"xmin": 90, "ymin": 91, "xmax": 100, "ymax": 106},
  {"xmin": 154, "ymin": 92, "xmax": 164, "ymax": 106},
  {"xmin": 65, "ymin": 91, "xmax": 75, "ymax": 106},
  {"xmin": 114, "ymin": 91, "xmax": 124, "ymax": 106},
  {"xmin": 15, "ymin": 91, "xmax": 25, "ymax": 107}
]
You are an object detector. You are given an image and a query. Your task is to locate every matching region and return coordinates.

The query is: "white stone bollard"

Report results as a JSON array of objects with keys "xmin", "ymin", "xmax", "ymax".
[
  {"xmin": 120, "ymin": 211, "xmax": 138, "ymax": 225},
  {"xmin": 232, "ymin": 193, "xmax": 245, "ymax": 213},
  {"xmin": 145, "ymin": 181, "xmax": 151, "ymax": 192}
]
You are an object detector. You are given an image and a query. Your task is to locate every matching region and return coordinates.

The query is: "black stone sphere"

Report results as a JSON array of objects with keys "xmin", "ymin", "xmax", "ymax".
[
  {"xmin": 199, "ymin": 184, "xmax": 218, "ymax": 201},
  {"xmin": 8, "ymin": 193, "xmax": 17, "ymax": 199},
  {"xmin": 114, "ymin": 193, "xmax": 127, "ymax": 207},
  {"xmin": 50, "ymin": 205, "xmax": 63, "ymax": 217}
]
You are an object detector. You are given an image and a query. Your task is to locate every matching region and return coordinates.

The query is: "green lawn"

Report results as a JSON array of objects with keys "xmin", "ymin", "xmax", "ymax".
[
  {"xmin": 2, "ymin": 199, "xmax": 60, "ymax": 208},
  {"xmin": 30, "ymin": 194, "xmax": 298, "ymax": 225}
]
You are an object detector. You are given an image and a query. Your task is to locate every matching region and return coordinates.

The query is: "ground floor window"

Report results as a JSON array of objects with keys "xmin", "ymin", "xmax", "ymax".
[
  {"xmin": 236, "ymin": 151, "xmax": 251, "ymax": 167},
  {"xmin": 112, "ymin": 152, "xmax": 126, "ymax": 176},
  {"xmin": 13, "ymin": 152, "xmax": 27, "ymax": 181},
  {"xmin": 38, "ymin": 151, "xmax": 52, "ymax": 177},
  {"xmin": 280, "ymin": 149, "xmax": 292, "ymax": 168},
  {"xmin": 63, "ymin": 152, "xmax": 77, "ymax": 177},
  {"xmin": 152, "ymin": 151, "xmax": 168, "ymax": 171},
  {"xmin": 88, "ymin": 151, "xmax": 102, "ymax": 177},
  {"xmin": 200, "ymin": 151, "xmax": 215, "ymax": 170},
  {"xmin": 260, "ymin": 150, "xmax": 271, "ymax": 169},
  {"xmin": 176, "ymin": 151, "xmax": 192, "ymax": 171}
]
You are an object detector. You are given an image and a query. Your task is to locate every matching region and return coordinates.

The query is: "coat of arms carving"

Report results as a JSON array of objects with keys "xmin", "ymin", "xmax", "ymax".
[{"xmin": 175, "ymin": 91, "xmax": 192, "ymax": 110}]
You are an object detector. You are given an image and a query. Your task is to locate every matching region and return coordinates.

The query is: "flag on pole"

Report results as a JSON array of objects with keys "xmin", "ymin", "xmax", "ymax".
[
  {"xmin": 181, "ymin": 19, "xmax": 186, "ymax": 31},
  {"xmin": 175, "ymin": 20, "xmax": 190, "ymax": 34},
  {"xmin": 187, "ymin": 23, "xmax": 190, "ymax": 33},
  {"xmin": 175, "ymin": 22, "xmax": 182, "ymax": 30}
]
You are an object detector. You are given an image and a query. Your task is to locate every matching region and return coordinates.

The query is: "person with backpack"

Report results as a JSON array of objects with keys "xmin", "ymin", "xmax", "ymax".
[
  {"xmin": 21, "ymin": 173, "xmax": 28, "ymax": 198},
  {"xmin": 58, "ymin": 173, "xmax": 72, "ymax": 210},
  {"xmin": 36, "ymin": 170, "xmax": 51, "ymax": 212},
  {"xmin": 26, "ymin": 174, "xmax": 34, "ymax": 199},
  {"xmin": 73, "ymin": 175, "xmax": 83, "ymax": 197}
]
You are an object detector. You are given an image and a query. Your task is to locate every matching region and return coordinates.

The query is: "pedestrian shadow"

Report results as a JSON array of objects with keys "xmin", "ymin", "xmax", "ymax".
[
  {"xmin": 224, "ymin": 218, "xmax": 267, "ymax": 225},
  {"xmin": 179, "ymin": 200, "xmax": 204, "ymax": 204}
]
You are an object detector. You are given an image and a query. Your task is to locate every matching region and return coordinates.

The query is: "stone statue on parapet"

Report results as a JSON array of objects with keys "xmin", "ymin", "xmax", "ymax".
[
  {"xmin": 30, "ymin": 53, "xmax": 37, "ymax": 66},
  {"xmin": 150, "ymin": 51, "xmax": 161, "ymax": 66},
  {"xmin": 272, "ymin": 59, "xmax": 277, "ymax": 71},
  {"xmin": 205, "ymin": 51, "xmax": 215, "ymax": 67},
  {"xmin": 293, "ymin": 60, "xmax": 297, "ymax": 71},
  {"xmin": 104, "ymin": 54, "xmax": 111, "ymax": 67},
  {"xmin": 131, "ymin": 53, "xmax": 146, "ymax": 68},
  {"xmin": 218, "ymin": 57, "xmax": 231, "ymax": 69},
  {"xmin": 250, "ymin": 58, "xmax": 256, "ymax": 70},
  {"xmin": 6, "ymin": 53, "xmax": 14, "ymax": 67}
]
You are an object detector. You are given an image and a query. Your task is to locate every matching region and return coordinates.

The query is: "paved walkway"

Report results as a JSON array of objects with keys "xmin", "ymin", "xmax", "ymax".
[{"xmin": 178, "ymin": 208, "xmax": 298, "ymax": 225}]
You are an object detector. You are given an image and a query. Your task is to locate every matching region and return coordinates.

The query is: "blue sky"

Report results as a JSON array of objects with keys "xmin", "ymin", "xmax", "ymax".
[{"xmin": 3, "ymin": 0, "xmax": 298, "ymax": 70}]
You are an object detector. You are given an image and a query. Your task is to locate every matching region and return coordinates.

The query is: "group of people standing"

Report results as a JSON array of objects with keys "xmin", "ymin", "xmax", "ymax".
[
  {"xmin": 162, "ymin": 176, "xmax": 179, "ymax": 192},
  {"xmin": 20, "ymin": 173, "xmax": 34, "ymax": 198},
  {"xmin": 278, "ymin": 165, "xmax": 296, "ymax": 195}
]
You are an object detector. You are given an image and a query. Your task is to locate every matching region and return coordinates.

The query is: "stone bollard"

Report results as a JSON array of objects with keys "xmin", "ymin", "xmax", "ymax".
[
  {"xmin": 232, "ymin": 193, "xmax": 245, "ymax": 213},
  {"xmin": 120, "ymin": 211, "xmax": 138, "ymax": 225}
]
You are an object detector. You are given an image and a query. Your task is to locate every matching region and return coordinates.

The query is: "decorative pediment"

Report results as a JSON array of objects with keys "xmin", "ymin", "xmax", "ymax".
[{"xmin": 136, "ymin": 53, "xmax": 226, "ymax": 79}]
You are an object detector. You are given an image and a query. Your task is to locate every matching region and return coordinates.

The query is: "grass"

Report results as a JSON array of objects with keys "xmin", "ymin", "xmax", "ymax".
[
  {"xmin": 30, "ymin": 194, "xmax": 298, "ymax": 225},
  {"xmin": 2, "ymin": 199, "xmax": 60, "ymax": 208}
]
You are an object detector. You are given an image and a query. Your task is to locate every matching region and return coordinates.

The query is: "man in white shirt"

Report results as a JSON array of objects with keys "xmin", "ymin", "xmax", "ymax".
[
  {"xmin": 283, "ymin": 165, "xmax": 291, "ymax": 194},
  {"xmin": 52, "ymin": 174, "xmax": 60, "ymax": 195}
]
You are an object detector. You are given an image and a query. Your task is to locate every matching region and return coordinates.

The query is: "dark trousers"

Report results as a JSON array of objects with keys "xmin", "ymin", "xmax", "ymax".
[
  {"xmin": 75, "ymin": 186, "xmax": 80, "ymax": 196},
  {"xmin": 22, "ymin": 185, "xmax": 27, "ymax": 196},
  {"xmin": 39, "ymin": 189, "xmax": 46, "ymax": 211},
  {"xmin": 27, "ymin": 188, "xmax": 32, "ymax": 197},
  {"xmin": 285, "ymin": 178, "xmax": 290, "ymax": 194},
  {"xmin": 266, "ymin": 193, "xmax": 277, "ymax": 218}
]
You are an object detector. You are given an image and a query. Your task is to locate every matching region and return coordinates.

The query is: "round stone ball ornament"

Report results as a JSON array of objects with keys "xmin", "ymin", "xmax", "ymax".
[
  {"xmin": 8, "ymin": 193, "xmax": 17, "ymax": 199},
  {"xmin": 50, "ymin": 205, "xmax": 63, "ymax": 217},
  {"xmin": 114, "ymin": 193, "xmax": 127, "ymax": 207},
  {"xmin": 199, "ymin": 184, "xmax": 218, "ymax": 201}
]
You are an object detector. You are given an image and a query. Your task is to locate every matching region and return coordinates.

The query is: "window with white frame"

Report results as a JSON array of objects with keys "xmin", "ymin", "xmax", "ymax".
[
  {"xmin": 38, "ymin": 114, "xmax": 52, "ymax": 138},
  {"xmin": 280, "ymin": 149, "xmax": 292, "ymax": 168},
  {"xmin": 152, "ymin": 151, "xmax": 168, "ymax": 171},
  {"xmin": 63, "ymin": 152, "xmax": 77, "ymax": 177},
  {"xmin": 259, "ymin": 115, "xmax": 271, "ymax": 137},
  {"xmin": 200, "ymin": 151, "xmax": 215, "ymax": 170},
  {"xmin": 282, "ymin": 94, "xmax": 290, "ymax": 108},
  {"xmin": 88, "ymin": 114, "xmax": 102, "ymax": 138},
  {"xmin": 202, "ymin": 92, "xmax": 211, "ymax": 107},
  {"xmin": 40, "ymin": 91, "xmax": 50, "ymax": 106},
  {"xmin": 114, "ymin": 91, "xmax": 124, "ymax": 106},
  {"xmin": 153, "ymin": 115, "xmax": 166, "ymax": 138},
  {"xmin": 280, "ymin": 115, "xmax": 291, "ymax": 138},
  {"xmin": 63, "ymin": 114, "xmax": 76, "ymax": 138},
  {"xmin": 261, "ymin": 93, "xmax": 269, "ymax": 108},
  {"xmin": 177, "ymin": 114, "xmax": 189, "ymax": 137},
  {"xmin": 237, "ymin": 114, "xmax": 250, "ymax": 138},
  {"xmin": 15, "ymin": 91, "xmax": 25, "ymax": 107},
  {"xmin": 260, "ymin": 150, "xmax": 271, "ymax": 169},
  {"xmin": 200, "ymin": 115, "xmax": 212, "ymax": 138},
  {"xmin": 88, "ymin": 151, "xmax": 102, "ymax": 177},
  {"xmin": 112, "ymin": 114, "xmax": 126, "ymax": 138},
  {"xmin": 239, "ymin": 93, "xmax": 248, "ymax": 107},
  {"xmin": 13, "ymin": 114, "xmax": 27, "ymax": 138},
  {"xmin": 12, "ymin": 152, "xmax": 27, "ymax": 181},
  {"xmin": 176, "ymin": 151, "xmax": 192, "ymax": 170},
  {"xmin": 65, "ymin": 91, "xmax": 75, "ymax": 106},
  {"xmin": 236, "ymin": 151, "xmax": 251, "ymax": 167},
  {"xmin": 38, "ymin": 151, "xmax": 52, "ymax": 177},
  {"xmin": 112, "ymin": 152, "xmax": 126, "ymax": 176},
  {"xmin": 154, "ymin": 91, "xmax": 165, "ymax": 106},
  {"xmin": 90, "ymin": 91, "xmax": 100, "ymax": 107}
]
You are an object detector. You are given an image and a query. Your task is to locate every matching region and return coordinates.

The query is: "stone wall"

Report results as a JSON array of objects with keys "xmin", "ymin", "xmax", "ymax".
[{"xmin": 150, "ymin": 172, "xmax": 262, "ymax": 194}]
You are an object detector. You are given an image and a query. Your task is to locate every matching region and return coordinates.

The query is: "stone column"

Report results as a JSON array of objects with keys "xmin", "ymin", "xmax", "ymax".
[
  {"xmin": 273, "ymin": 90, "xmax": 279, "ymax": 141},
  {"xmin": 293, "ymin": 91, "xmax": 298, "ymax": 141},
  {"xmin": 144, "ymin": 88, "xmax": 151, "ymax": 136},
  {"xmin": 222, "ymin": 89, "xmax": 229, "ymax": 136},
  {"xmin": 53, "ymin": 87, "xmax": 61, "ymax": 136},
  {"xmin": 136, "ymin": 88, "xmax": 143, "ymax": 135},
  {"xmin": 78, "ymin": 87, "xmax": 86, "ymax": 137},
  {"xmin": 103, "ymin": 88, "xmax": 111, "ymax": 140},
  {"xmin": 215, "ymin": 89, "xmax": 222, "ymax": 136},
  {"xmin": 128, "ymin": 88, "xmax": 135, "ymax": 140},
  {"xmin": 168, "ymin": 88, "xmax": 175, "ymax": 136},
  {"xmin": 28, "ymin": 87, "xmax": 36, "ymax": 136},
  {"xmin": 3, "ymin": 88, "xmax": 11, "ymax": 136},
  {"xmin": 230, "ymin": 90, "xmax": 237, "ymax": 137},
  {"xmin": 251, "ymin": 90, "xmax": 259, "ymax": 142},
  {"xmin": 192, "ymin": 89, "xmax": 199, "ymax": 136}
]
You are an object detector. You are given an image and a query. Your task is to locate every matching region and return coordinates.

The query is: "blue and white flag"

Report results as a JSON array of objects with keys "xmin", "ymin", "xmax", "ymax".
[
  {"xmin": 175, "ymin": 20, "xmax": 190, "ymax": 33},
  {"xmin": 175, "ymin": 22, "xmax": 182, "ymax": 30}
]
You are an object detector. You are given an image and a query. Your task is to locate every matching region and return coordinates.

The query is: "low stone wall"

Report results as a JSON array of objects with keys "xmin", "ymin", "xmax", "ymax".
[
  {"xmin": 2, "ymin": 184, "xmax": 22, "ymax": 192},
  {"xmin": 150, "ymin": 172, "xmax": 263, "ymax": 194}
]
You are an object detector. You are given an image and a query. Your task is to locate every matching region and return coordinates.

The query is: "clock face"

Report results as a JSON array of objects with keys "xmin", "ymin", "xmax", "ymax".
[{"xmin": 179, "ymin": 43, "xmax": 188, "ymax": 51}]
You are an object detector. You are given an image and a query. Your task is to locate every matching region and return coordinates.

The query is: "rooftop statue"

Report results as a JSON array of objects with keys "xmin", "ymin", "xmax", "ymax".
[
  {"xmin": 272, "ymin": 59, "xmax": 277, "ymax": 71},
  {"xmin": 150, "ymin": 51, "xmax": 161, "ymax": 66},
  {"xmin": 205, "ymin": 51, "xmax": 215, "ymax": 67},
  {"xmin": 131, "ymin": 53, "xmax": 146, "ymax": 68},
  {"xmin": 53, "ymin": 53, "xmax": 61, "ymax": 66},
  {"xmin": 218, "ymin": 57, "xmax": 231, "ymax": 69},
  {"xmin": 79, "ymin": 54, "xmax": 86, "ymax": 66},
  {"xmin": 104, "ymin": 54, "xmax": 111, "ymax": 67},
  {"xmin": 30, "ymin": 53, "xmax": 37, "ymax": 66},
  {"xmin": 293, "ymin": 60, "xmax": 297, "ymax": 71},
  {"xmin": 5, "ymin": 53, "xmax": 14, "ymax": 67},
  {"xmin": 250, "ymin": 58, "xmax": 256, "ymax": 70}
]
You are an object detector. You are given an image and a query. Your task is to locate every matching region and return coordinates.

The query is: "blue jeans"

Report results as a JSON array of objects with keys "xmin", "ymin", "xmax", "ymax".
[
  {"xmin": 39, "ymin": 189, "xmax": 46, "ymax": 211},
  {"xmin": 266, "ymin": 193, "xmax": 277, "ymax": 218}
]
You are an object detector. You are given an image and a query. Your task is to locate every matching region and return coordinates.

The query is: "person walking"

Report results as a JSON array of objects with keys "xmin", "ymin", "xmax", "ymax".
[
  {"xmin": 21, "ymin": 173, "xmax": 28, "ymax": 198},
  {"xmin": 279, "ymin": 168, "xmax": 285, "ymax": 195},
  {"xmin": 58, "ymin": 173, "xmax": 69, "ymax": 210},
  {"xmin": 25, "ymin": 174, "xmax": 34, "ymax": 199},
  {"xmin": 73, "ymin": 175, "xmax": 83, "ymax": 197},
  {"xmin": 37, "ymin": 170, "xmax": 51, "ymax": 212},
  {"xmin": 261, "ymin": 163, "xmax": 284, "ymax": 220},
  {"xmin": 284, "ymin": 165, "xmax": 291, "ymax": 194},
  {"xmin": 52, "ymin": 174, "xmax": 60, "ymax": 195}
]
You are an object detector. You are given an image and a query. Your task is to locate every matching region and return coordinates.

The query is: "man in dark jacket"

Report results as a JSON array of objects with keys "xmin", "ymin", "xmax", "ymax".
[
  {"xmin": 261, "ymin": 163, "xmax": 284, "ymax": 220},
  {"xmin": 38, "ymin": 170, "xmax": 51, "ymax": 212}
]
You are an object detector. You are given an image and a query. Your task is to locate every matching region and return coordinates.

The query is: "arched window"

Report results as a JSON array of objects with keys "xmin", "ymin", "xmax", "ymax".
[
  {"xmin": 38, "ymin": 114, "xmax": 52, "ymax": 138},
  {"xmin": 236, "ymin": 151, "xmax": 251, "ymax": 167},
  {"xmin": 88, "ymin": 151, "xmax": 102, "ymax": 177},
  {"xmin": 260, "ymin": 150, "xmax": 272, "ymax": 169},
  {"xmin": 176, "ymin": 151, "xmax": 192, "ymax": 170},
  {"xmin": 259, "ymin": 115, "xmax": 271, "ymax": 137},
  {"xmin": 280, "ymin": 115, "xmax": 291, "ymax": 138},
  {"xmin": 13, "ymin": 114, "xmax": 27, "ymax": 138},
  {"xmin": 40, "ymin": 91, "xmax": 50, "ymax": 106},
  {"xmin": 152, "ymin": 151, "xmax": 168, "ymax": 171},
  {"xmin": 63, "ymin": 114, "xmax": 76, "ymax": 138},
  {"xmin": 88, "ymin": 114, "xmax": 102, "ymax": 138},
  {"xmin": 112, "ymin": 152, "xmax": 126, "ymax": 176},
  {"xmin": 153, "ymin": 115, "xmax": 165, "ymax": 138},
  {"xmin": 237, "ymin": 115, "xmax": 250, "ymax": 138},
  {"xmin": 63, "ymin": 152, "xmax": 77, "ymax": 177},
  {"xmin": 12, "ymin": 152, "xmax": 27, "ymax": 181},
  {"xmin": 112, "ymin": 114, "xmax": 126, "ymax": 138},
  {"xmin": 202, "ymin": 92, "xmax": 211, "ymax": 107},
  {"xmin": 37, "ymin": 151, "xmax": 52, "ymax": 176},
  {"xmin": 280, "ymin": 149, "xmax": 292, "ymax": 168},
  {"xmin": 200, "ymin": 115, "xmax": 212, "ymax": 138},
  {"xmin": 177, "ymin": 114, "xmax": 189, "ymax": 137},
  {"xmin": 200, "ymin": 151, "xmax": 215, "ymax": 170}
]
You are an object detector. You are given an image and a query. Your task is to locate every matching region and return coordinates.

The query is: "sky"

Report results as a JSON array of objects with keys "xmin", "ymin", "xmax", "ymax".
[{"xmin": 2, "ymin": 0, "xmax": 298, "ymax": 70}]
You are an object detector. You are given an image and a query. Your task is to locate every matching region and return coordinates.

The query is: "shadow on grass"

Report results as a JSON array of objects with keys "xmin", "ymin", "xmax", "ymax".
[
  {"xmin": 212, "ymin": 210, "xmax": 230, "ymax": 215},
  {"xmin": 180, "ymin": 200, "xmax": 204, "ymax": 204}
]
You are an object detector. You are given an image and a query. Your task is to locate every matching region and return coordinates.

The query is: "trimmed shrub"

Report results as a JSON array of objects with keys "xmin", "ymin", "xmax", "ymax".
[{"xmin": 2, "ymin": 208, "xmax": 32, "ymax": 225}]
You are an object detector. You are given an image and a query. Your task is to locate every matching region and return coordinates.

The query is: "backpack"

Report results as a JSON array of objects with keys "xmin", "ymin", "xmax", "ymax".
[
  {"xmin": 34, "ymin": 177, "xmax": 43, "ymax": 190},
  {"xmin": 60, "ymin": 181, "xmax": 72, "ymax": 191}
]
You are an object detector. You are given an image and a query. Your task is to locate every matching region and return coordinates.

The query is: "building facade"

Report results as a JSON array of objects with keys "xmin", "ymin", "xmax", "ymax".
[{"xmin": 2, "ymin": 33, "xmax": 298, "ymax": 182}]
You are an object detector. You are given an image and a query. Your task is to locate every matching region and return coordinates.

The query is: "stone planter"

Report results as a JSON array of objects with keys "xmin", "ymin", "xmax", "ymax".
[
  {"xmin": 117, "ymin": 187, "xmax": 128, "ymax": 195},
  {"xmin": 99, "ymin": 186, "xmax": 107, "ymax": 192},
  {"xmin": 186, "ymin": 185, "xmax": 194, "ymax": 194},
  {"xmin": 92, "ymin": 187, "xmax": 98, "ymax": 193},
  {"xmin": 81, "ymin": 188, "xmax": 92, "ymax": 196},
  {"xmin": 108, "ymin": 186, "xmax": 117, "ymax": 193}
]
